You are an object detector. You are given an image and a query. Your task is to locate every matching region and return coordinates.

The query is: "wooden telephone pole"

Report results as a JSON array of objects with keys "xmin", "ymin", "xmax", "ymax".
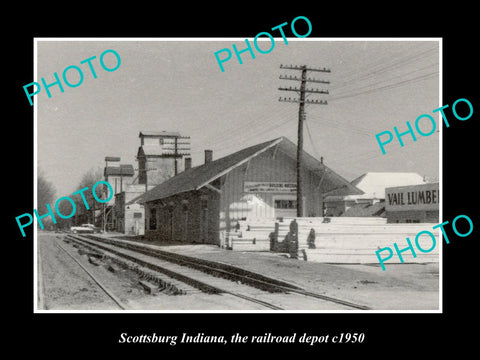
[
  {"xmin": 162, "ymin": 135, "xmax": 191, "ymax": 176},
  {"xmin": 279, "ymin": 64, "xmax": 330, "ymax": 217}
]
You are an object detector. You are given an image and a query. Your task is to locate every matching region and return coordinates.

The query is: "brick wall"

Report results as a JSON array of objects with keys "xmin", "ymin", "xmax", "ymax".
[{"xmin": 144, "ymin": 189, "xmax": 220, "ymax": 245}]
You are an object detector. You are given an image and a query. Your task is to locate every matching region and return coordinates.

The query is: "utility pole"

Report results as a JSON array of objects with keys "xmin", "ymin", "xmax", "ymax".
[
  {"xmin": 279, "ymin": 64, "xmax": 330, "ymax": 217},
  {"xmin": 104, "ymin": 156, "xmax": 120, "ymax": 231},
  {"xmin": 174, "ymin": 137, "xmax": 178, "ymax": 175},
  {"xmin": 163, "ymin": 135, "xmax": 191, "ymax": 176}
]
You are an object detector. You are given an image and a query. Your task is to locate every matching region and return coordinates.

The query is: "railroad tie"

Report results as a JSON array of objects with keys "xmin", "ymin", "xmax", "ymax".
[{"xmin": 138, "ymin": 280, "xmax": 158, "ymax": 295}]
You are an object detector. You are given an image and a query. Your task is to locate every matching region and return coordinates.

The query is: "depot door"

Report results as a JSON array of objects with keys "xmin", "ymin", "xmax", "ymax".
[
  {"xmin": 273, "ymin": 195, "xmax": 305, "ymax": 218},
  {"xmin": 200, "ymin": 196, "xmax": 208, "ymax": 243}
]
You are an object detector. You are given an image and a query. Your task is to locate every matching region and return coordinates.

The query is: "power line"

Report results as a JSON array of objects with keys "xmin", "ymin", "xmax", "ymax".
[
  {"xmin": 334, "ymin": 43, "xmax": 436, "ymax": 82},
  {"xmin": 189, "ymin": 113, "xmax": 295, "ymax": 158},
  {"xmin": 329, "ymin": 72, "xmax": 438, "ymax": 102},
  {"xmin": 195, "ymin": 66, "xmax": 430, "ymax": 157},
  {"xmin": 332, "ymin": 46, "xmax": 438, "ymax": 91},
  {"xmin": 193, "ymin": 105, "xmax": 297, "ymax": 151},
  {"xmin": 188, "ymin": 45, "xmax": 439, "ymax": 162},
  {"xmin": 305, "ymin": 119, "xmax": 321, "ymax": 159},
  {"xmin": 332, "ymin": 62, "xmax": 438, "ymax": 98}
]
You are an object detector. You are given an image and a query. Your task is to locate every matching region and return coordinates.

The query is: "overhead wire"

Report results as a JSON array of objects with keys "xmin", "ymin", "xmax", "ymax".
[
  {"xmin": 305, "ymin": 118, "xmax": 322, "ymax": 159},
  {"xmin": 187, "ymin": 44, "xmax": 440, "ymax": 159},
  {"xmin": 329, "ymin": 72, "xmax": 438, "ymax": 102},
  {"xmin": 331, "ymin": 46, "xmax": 438, "ymax": 91},
  {"xmin": 331, "ymin": 62, "xmax": 439, "ymax": 99},
  {"xmin": 332, "ymin": 43, "xmax": 436, "ymax": 82},
  {"xmin": 188, "ymin": 106, "xmax": 297, "ymax": 158}
]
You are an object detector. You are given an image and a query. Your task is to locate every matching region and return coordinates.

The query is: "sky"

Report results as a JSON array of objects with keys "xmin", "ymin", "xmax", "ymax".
[{"xmin": 35, "ymin": 38, "xmax": 440, "ymax": 198}]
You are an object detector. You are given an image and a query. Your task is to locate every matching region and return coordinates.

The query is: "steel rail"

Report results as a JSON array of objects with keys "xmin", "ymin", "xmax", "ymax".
[
  {"xmin": 66, "ymin": 235, "xmax": 283, "ymax": 310},
  {"xmin": 68, "ymin": 234, "xmax": 370, "ymax": 310},
  {"xmin": 55, "ymin": 241, "xmax": 128, "ymax": 310},
  {"xmin": 83, "ymin": 235, "xmax": 297, "ymax": 292}
]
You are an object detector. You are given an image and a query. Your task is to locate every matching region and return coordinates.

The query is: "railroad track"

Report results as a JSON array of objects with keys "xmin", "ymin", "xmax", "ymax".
[
  {"xmin": 81, "ymin": 234, "xmax": 298, "ymax": 293},
  {"xmin": 54, "ymin": 241, "xmax": 128, "ymax": 310},
  {"xmin": 65, "ymin": 234, "xmax": 370, "ymax": 310}
]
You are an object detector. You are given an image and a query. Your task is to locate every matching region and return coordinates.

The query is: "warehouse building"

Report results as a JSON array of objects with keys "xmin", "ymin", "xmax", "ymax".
[
  {"xmin": 103, "ymin": 157, "xmax": 135, "ymax": 230},
  {"xmin": 113, "ymin": 184, "xmax": 151, "ymax": 235},
  {"xmin": 138, "ymin": 137, "xmax": 362, "ymax": 247},
  {"xmin": 137, "ymin": 131, "xmax": 190, "ymax": 186},
  {"xmin": 102, "ymin": 131, "xmax": 189, "ymax": 234}
]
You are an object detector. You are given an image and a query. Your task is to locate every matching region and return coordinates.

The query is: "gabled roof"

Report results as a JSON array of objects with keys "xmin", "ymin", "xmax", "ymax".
[
  {"xmin": 133, "ymin": 137, "xmax": 362, "ymax": 204},
  {"xmin": 139, "ymin": 131, "xmax": 181, "ymax": 138},
  {"xmin": 104, "ymin": 164, "xmax": 135, "ymax": 177}
]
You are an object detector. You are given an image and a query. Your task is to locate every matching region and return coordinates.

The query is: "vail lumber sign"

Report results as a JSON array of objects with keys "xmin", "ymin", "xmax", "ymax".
[{"xmin": 385, "ymin": 183, "xmax": 439, "ymax": 212}]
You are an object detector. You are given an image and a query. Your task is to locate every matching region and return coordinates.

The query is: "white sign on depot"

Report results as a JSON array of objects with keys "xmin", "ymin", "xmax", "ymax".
[{"xmin": 244, "ymin": 181, "xmax": 296, "ymax": 193}]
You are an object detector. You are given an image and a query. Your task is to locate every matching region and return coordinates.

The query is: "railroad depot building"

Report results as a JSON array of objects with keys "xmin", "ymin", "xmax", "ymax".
[
  {"xmin": 385, "ymin": 182, "xmax": 439, "ymax": 223},
  {"xmin": 137, "ymin": 137, "xmax": 362, "ymax": 247}
]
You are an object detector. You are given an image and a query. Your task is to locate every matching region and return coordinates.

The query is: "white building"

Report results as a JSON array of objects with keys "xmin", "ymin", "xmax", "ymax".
[{"xmin": 324, "ymin": 172, "xmax": 426, "ymax": 217}]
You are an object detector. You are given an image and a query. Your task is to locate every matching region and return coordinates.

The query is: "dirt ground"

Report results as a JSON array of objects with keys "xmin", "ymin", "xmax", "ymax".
[
  {"xmin": 37, "ymin": 233, "xmax": 278, "ymax": 311},
  {"xmin": 37, "ymin": 232, "xmax": 440, "ymax": 311}
]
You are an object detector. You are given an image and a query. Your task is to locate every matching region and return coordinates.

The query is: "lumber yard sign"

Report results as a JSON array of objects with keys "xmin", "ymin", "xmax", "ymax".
[{"xmin": 385, "ymin": 182, "xmax": 439, "ymax": 211}]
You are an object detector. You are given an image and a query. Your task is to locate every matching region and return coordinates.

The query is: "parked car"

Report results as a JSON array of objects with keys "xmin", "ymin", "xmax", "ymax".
[
  {"xmin": 84, "ymin": 224, "xmax": 102, "ymax": 233},
  {"xmin": 70, "ymin": 224, "xmax": 99, "ymax": 234}
]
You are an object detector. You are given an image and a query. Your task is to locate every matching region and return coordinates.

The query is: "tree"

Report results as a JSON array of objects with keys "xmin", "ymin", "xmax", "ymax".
[
  {"xmin": 37, "ymin": 169, "xmax": 56, "ymax": 230},
  {"xmin": 75, "ymin": 166, "xmax": 104, "ymax": 225},
  {"xmin": 55, "ymin": 195, "xmax": 75, "ymax": 230},
  {"xmin": 37, "ymin": 169, "xmax": 56, "ymax": 209}
]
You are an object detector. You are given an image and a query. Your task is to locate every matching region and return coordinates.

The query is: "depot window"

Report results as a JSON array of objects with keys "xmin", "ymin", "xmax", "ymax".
[
  {"xmin": 274, "ymin": 199, "xmax": 297, "ymax": 209},
  {"xmin": 149, "ymin": 208, "xmax": 157, "ymax": 230}
]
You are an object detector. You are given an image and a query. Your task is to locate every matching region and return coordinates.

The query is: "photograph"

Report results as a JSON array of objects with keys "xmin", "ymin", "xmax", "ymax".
[
  {"xmin": 33, "ymin": 38, "xmax": 441, "ymax": 312},
  {"xmin": 8, "ymin": 8, "xmax": 478, "ymax": 354}
]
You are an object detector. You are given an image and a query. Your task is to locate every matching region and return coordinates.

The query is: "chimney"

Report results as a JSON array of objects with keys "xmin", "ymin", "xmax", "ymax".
[
  {"xmin": 185, "ymin": 157, "xmax": 192, "ymax": 171},
  {"xmin": 204, "ymin": 150, "xmax": 213, "ymax": 164},
  {"xmin": 320, "ymin": 156, "xmax": 324, "ymax": 164}
]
